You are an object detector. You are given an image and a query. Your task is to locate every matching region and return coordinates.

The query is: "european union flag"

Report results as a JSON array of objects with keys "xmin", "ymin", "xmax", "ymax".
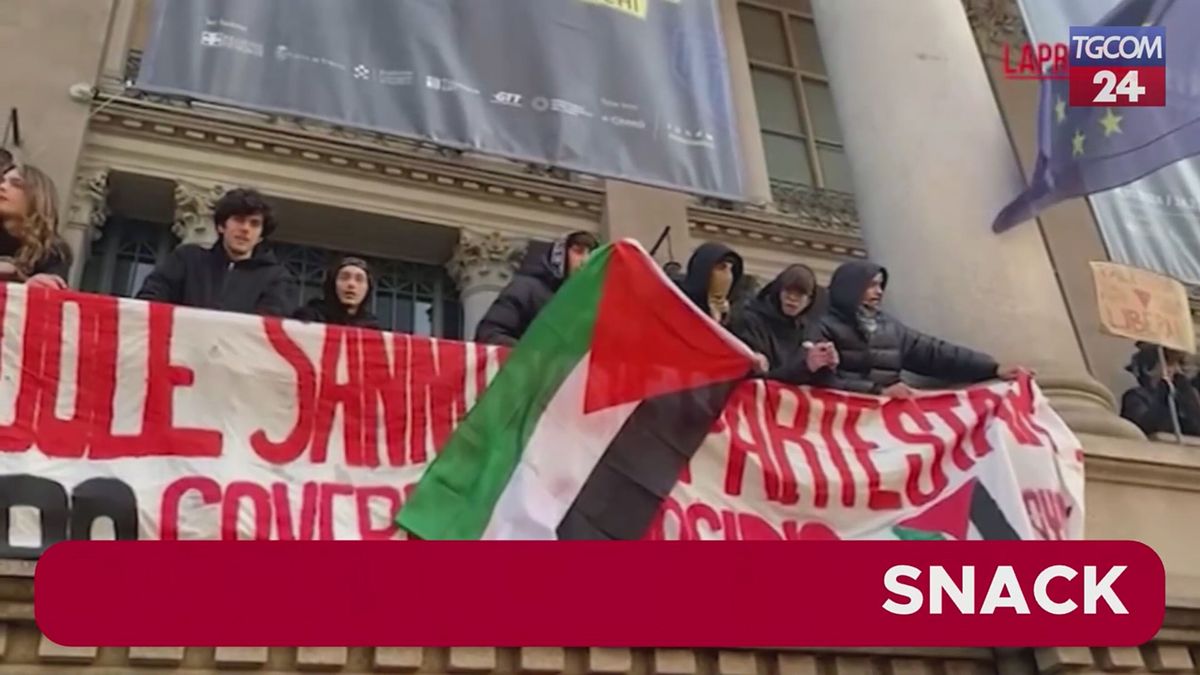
[{"xmin": 993, "ymin": 0, "xmax": 1200, "ymax": 232}]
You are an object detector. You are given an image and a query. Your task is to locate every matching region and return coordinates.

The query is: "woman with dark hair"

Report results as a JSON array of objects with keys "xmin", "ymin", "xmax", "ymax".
[
  {"xmin": 731, "ymin": 263, "xmax": 838, "ymax": 384},
  {"xmin": 0, "ymin": 163, "xmax": 73, "ymax": 289},
  {"xmin": 293, "ymin": 256, "xmax": 381, "ymax": 329}
]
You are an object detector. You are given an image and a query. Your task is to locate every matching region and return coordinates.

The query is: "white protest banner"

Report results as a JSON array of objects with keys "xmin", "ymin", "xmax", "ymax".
[{"xmin": 0, "ymin": 284, "xmax": 1083, "ymax": 555}]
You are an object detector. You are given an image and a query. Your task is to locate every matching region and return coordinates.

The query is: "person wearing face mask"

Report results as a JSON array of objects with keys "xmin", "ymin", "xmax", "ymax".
[
  {"xmin": 476, "ymin": 230, "xmax": 599, "ymax": 347},
  {"xmin": 293, "ymin": 256, "xmax": 380, "ymax": 329},
  {"xmin": 731, "ymin": 264, "xmax": 839, "ymax": 384},
  {"xmin": 1120, "ymin": 343, "xmax": 1200, "ymax": 437},
  {"xmin": 817, "ymin": 260, "xmax": 1026, "ymax": 397},
  {"xmin": 681, "ymin": 242, "xmax": 743, "ymax": 327},
  {"xmin": 136, "ymin": 188, "xmax": 293, "ymax": 316},
  {"xmin": 0, "ymin": 163, "xmax": 73, "ymax": 289}
]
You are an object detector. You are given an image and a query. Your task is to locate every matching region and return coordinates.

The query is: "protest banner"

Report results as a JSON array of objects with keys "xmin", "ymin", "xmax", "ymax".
[{"xmin": 0, "ymin": 284, "xmax": 1083, "ymax": 556}]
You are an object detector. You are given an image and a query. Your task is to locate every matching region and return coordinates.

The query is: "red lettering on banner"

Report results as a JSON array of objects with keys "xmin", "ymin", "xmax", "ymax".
[
  {"xmin": 845, "ymin": 397, "xmax": 900, "ymax": 511},
  {"xmin": 356, "ymin": 487, "xmax": 402, "ymax": 540},
  {"xmin": 646, "ymin": 496, "xmax": 688, "ymax": 540},
  {"xmin": 721, "ymin": 386, "xmax": 784, "ymax": 502},
  {"xmin": 883, "ymin": 402, "xmax": 950, "ymax": 508},
  {"xmin": 136, "ymin": 304, "xmax": 222, "ymax": 458},
  {"xmin": 319, "ymin": 483, "xmax": 356, "ymax": 540},
  {"xmin": 969, "ymin": 387, "xmax": 1041, "ymax": 450},
  {"xmin": 686, "ymin": 503, "xmax": 721, "ymax": 540},
  {"xmin": 273, "ymin": 482, "xmax": 319, "ymax": 541},
  {"xmin": 222, "ymin": 481, "xmax": 273, "ymax": 540},
  {"xmin": 252, "ymin": 319, "xmax": 317, "ymax": 465},
  {"xmin": 408, "ymin": 338, "xmax": 467, "ymax": 464},
  {"xmin": 159, "ymin": 476, "xmax": 221, "ymax": 540},
  {"xmin": 759, "ymin": 383, "xmax": 812, "ymax": 506},
  {"xmin": 311, "ymin": 327, "xmax": 366, "ymax": 465},
  {"xmin": 0, "ymin": 287, "xmax": 47, "ymax": 452},
  {"xmin": 362, "ymin": 332, "xmax": 408, "ymax": 467},
  {"xmin": 811, "ymin": 389, "xmax": 860, "ymax": 508},
  {"xmin": 76, "ymin": 294, "xmax": 121, "ymax": 459},
  {"xmin": 917, "ymin": 395, "xmax": 976, "ymax": 471},
  {"xmin": 1024, "ymin": 489, "xmax": 1070, "ymax": 541},
  {"xmin": 736, "ymin": 512, "xmax": 784, "ymax": 540}
]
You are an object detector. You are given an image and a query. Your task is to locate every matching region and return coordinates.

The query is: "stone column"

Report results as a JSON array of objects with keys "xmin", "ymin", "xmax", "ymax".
[
  {"xmin": 173, "ymin": 181, "xmax": 226, "ymax": 247},
  {"xmin": 809, "ymin": 0, "xmax": 1139, "ymax": 439},
  {"xmin": 447, "ymin": 230, "xmax": 525, "ymax": 341},
  {"xmin": 62, "ymin": 166, "xmax": 109, "ymax": 288}
]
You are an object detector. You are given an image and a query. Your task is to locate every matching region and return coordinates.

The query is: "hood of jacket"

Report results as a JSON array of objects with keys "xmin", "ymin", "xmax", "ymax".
[
  {"xmin": 750, "ymin": 265, "xmax": 828, "ymax": 327},
  {"xmin": 316, "ymin": 256, "xmax": 377, "ymax": 322},
  {"xmin": 682, "ymin": 242, "xmax": 744, "ymax": 311},
  {"xmin": 828, "ymin": 260, "xmax": 888, "ymax": 319},
  {"xmin": 518, "ymin": 230, "xmax": 592, "ymax": 289}
]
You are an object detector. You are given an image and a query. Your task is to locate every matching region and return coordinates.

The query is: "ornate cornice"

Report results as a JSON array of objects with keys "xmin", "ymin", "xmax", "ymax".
[
  {"xmin": 963, "ymin": 0, "xmax": 1027, "ymax": 58},
  {"xmin": 89, "ymin": 94, "xmax": 605, "ymax": 220},
  {"xmin": 689, "ymin": 204, "xmax": 865, "ymax": 259},
  {"xmin": 173, "ymin": 180, "xmax": 227, "ymax": 245}
]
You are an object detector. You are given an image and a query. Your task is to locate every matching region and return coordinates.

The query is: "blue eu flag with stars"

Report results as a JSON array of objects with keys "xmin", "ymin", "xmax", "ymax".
[{"xmin": 993, "ymin": 0, "xmax": 1200, "ymax": 233}]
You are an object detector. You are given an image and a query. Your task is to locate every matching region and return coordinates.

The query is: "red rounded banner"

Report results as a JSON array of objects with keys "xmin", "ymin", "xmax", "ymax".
[{"xmin": 35, "ymin": 540, "xmax": 1164, "ymax": 647}]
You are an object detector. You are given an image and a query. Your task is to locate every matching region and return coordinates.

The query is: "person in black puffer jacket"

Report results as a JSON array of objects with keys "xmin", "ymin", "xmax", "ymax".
[
  {"xmin": 137, "ymin": 188, "xmax": 293, "ymax": 316},
  {"xmin": 817, "ymin": 260, "xmax": 1022, "ymax": 397},
  {"xmin": 681, "ymin": 242, "xmax": 743, "ymax": 327},
  {"xmin": 475, "ymin": 230, "xmax": 599, "ymax": 346},
  {"xmin": 731, "ymin": 263, "xmax": 838, "ymax": 384},
  {"xmin": 293, "ymin": 256, "xmax": 381, "ymax": 329}
]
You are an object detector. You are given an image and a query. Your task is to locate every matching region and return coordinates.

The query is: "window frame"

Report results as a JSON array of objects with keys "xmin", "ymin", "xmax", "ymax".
[{"xmin": 740, "ymin": 0, "xmax": 847, "ymax": 191}]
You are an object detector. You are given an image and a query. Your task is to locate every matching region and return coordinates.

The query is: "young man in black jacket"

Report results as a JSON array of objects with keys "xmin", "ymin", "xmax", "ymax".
[
  {"xmin": 817, "ymin": 260, "xmax": 1024, "ymax": 397},
  {"xmin": 475, "ymin": 231, "xmax": 598, "ymax": 346},
  {"xmin": 731, "ymin": 263, "xmax": 838, "ymax": 384},
  {"xmin": 137, "ymin": 188, "xmax": 293, "ymax": 316},
  {"xmin": 293, "ymin": 256, "xmax": 381, "ymax": 329}
]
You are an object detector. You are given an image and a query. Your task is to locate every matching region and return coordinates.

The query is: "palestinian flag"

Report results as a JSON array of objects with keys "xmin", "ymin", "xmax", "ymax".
[
  {"xmin": 397, "ymin": 240, "xmax": 756, "ymax": 540},
  {"xmin": 892, "ymin": 479, "xmax": 1022, "ymax": 541}
]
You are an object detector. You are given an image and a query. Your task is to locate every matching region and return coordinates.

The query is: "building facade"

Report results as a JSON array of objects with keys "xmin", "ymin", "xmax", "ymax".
[{"xmin": 0, "ymin": 0, "xmax": 1198, "ymax": 672}]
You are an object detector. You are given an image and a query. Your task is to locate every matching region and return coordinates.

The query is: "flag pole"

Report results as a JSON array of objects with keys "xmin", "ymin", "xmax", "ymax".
[{"xmin": 1159, "ymin": 344, "xmax": 1184, "ymax": 443}]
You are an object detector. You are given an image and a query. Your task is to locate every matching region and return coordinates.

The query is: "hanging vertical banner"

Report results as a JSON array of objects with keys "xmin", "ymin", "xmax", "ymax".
[
  {"xmin": 136, "ymin": 0, "xmax": 745, "ymax": 198},
  {"xmin": 1016, "ymin": 0, "xmax": 1200, "ymax": 285}
]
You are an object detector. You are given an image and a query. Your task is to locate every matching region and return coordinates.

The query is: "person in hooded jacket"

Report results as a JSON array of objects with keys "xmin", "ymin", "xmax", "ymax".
[
  {"xmin": 137, "ymin": 188, "xmax": 293, "ymax": 316},
  {"xmin": 731, "ymin": 263, "xmax": 839, "ymax": 384},
  {"xmin": 1120, "ymin": 343, "xmax": 1200, "ymax": 437},
  {"xmin": 475, "ymin": 230, "xmax": 599, "ymax": 346},
  {"xmin": 817, "ymin": 260, "xmax": 1024, "ymax": 397},
  {"xmin": 293, "ymin": 256, "xmax": 381, "ymax": 329},
  {"xmin": 681, "ymin": 242, "xmax": 744, "ymax": 327}
]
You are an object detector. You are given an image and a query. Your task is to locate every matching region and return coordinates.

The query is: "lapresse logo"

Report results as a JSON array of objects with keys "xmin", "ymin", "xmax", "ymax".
[{"xmin": 1068, "ymin": 26, "xmax": 1165, "ymax": 107}]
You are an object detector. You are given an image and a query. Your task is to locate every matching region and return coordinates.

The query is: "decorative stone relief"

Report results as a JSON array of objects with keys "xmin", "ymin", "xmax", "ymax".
[
  {"xmin": 173, "ymin": 180, "xmax": 227, "ymax": 246},
  {"xmin": 67, "ymin": 167, "xmax": 110, "ymax": 237},
  {"xmin": 447, "ymin": 230, "xmax": 527, "ymax": 292},
  {"xmin": 962, "ymin": 0, "xmax": 1027, "ymax": 57}
]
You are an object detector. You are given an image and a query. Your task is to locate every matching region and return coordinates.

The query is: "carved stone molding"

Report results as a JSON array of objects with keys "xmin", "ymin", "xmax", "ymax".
[
  {"xmin": 768, "ymin": 180, "xmax": 860, "ymax": 237},
  {"xmin": 963, "ymin": 0, "xmax": 1027, "ymax": 57},
  {"xmin": 67, "ymin": 166, "xmax": 110, "ymax": 235},
  {"xmin": 173, "ymin": 180, "xmax": 227, "ymax": 246},
  {"xmin": 447, "ymin": 230, "xmax": 527, "ymax": 292}
]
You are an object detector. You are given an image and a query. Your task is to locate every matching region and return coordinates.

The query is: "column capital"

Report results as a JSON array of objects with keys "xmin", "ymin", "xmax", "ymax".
[
  {"xmin": 447, "ymin": 230, "xmax": 527, "ymax": 293},
  {"xmin": 66, "ymin": 166, "xmax": 110, "ymax": 235},
  {"xmin": 173, "ymin": 181, "xmax": 227, "ymax": 247},
  {"xmin": 962, "ymin": 0, "xmax": 1027, "ymax": 58}
]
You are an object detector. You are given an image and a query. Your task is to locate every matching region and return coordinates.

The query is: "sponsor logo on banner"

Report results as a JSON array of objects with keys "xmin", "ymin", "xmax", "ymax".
[
  {"xmin": 198, "ymin": 31, "xmax": 264, "ymax": 58},
  {"xmin": 378, "ymin": 70, "xmax": 414, "ymax": 86},
  {"xmin": 425, "ymin": 76, "xmax": 480, "ymax": 95},
  {"xmin": 492, "ymin": 92, "xmax": 524, "ymax": 107},
  {"xmin": 603, "ymin": 115, "xmax": 647, "ymax": 129},
  {"xmin": 353, "ymin": 64, "xmax": 372, "ymax": 80},
  {"xmin": 579, "ymin": 0, "xmax": 648, "ymax": 20},
  {"xmin": 667, "ymin": 124, "xmax": 716, "ymax": 148},
  {"xmin": 271, "ymin": 45, "xmax": 347, "ymax": 71},
  {"xmin": 1068, "ymin": 26, "xmax": 1166, "ymax": 107},
  {"xmin": 531, "ymin": 97, "xmax": 593, "ymax": 117}
]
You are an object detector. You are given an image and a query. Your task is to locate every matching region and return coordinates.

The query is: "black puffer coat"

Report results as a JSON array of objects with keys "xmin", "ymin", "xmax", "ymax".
[
  {"xmin": 730, "ymin": 265, "xmax": 828, "ymax": 384},
  {"xmin": 680, "ymin": 241, "xmax": 743, "ymax": 323},
  {"xmin": 292, "ymin": 256, "xmax": 381, "ymax": 330},
  {"xmin": 475, "ymin": 231, "xmax": 582, "ymax": 346},
  {"xmin": 817, "ymin": 260, "xmax": 999, "ymax": 394}
]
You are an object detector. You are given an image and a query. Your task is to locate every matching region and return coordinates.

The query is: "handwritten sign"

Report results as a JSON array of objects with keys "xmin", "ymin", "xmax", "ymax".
[{"xmin": 1090, "ymin": 261, "xmax": 1196, "ymax": 353}]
